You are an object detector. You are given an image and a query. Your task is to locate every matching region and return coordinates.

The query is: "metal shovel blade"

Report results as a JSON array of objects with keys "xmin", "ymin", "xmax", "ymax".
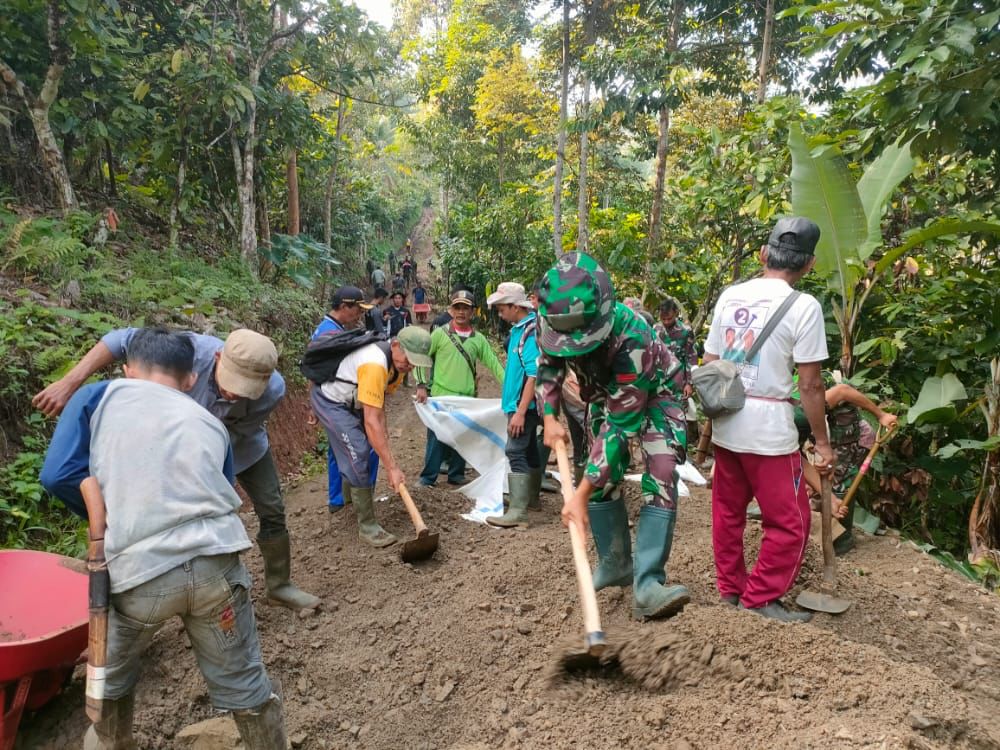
[
  {"xmin": 400, "ymin": 529, "xmax": 439, "ymax": 563},
  {"xmin": 796, "ymin": 589, "xmax": 852, "ymax": 614}
]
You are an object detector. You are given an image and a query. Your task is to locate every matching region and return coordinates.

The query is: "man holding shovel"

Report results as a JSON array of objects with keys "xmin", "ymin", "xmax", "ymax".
[
  {"xmin": 40, "ymin": 328, "xmax": 286, "ymax": 749},
  {"xmin": 36, "ymin": 327, "xmax": 320, "ymax": 611},
  {"xmin": 310, "ymin": 326, "xmax": 433, "ymax": 547},
  {"xmin": 537, "ymin": 252, "xmax": 691, "ymax": 621}
]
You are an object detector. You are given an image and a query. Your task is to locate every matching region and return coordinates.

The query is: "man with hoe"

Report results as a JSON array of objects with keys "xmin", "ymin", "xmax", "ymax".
[
  {"xmin": 34, "ymin": 327, "xmax": 320, "ymax": 611},
  {"xmin": 702, "ymin": 216, "xmax": 834, "ymax": 623},
  {"xmin": 40, "ymin": 328, "xmax": 286, "ymax": 749},
  {"xmin": 485, "ymin": 282, "xmax": 542, "ymax": 527},
  {"xmin": 537, "ymin": 252, "xmax": 690, "ymax": 621},
  {"xmin": 311, "ymin": 286, "xmax": 381, "ymax": 513},
  {"xmin": 415, "ymin": 289, "xmax": 505, "ymax": 487},
  {"xmin": 310, "ymin": 325, "xmax": 433, "ymax": 547}
]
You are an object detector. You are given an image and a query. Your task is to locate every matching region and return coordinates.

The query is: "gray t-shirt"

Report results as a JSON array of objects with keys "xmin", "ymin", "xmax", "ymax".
[{"xmin": 90, "ymin": 379, "xmax": 251, "ymax": 593}]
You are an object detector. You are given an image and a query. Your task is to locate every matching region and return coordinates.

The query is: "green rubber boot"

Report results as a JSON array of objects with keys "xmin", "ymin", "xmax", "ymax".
[
  {"xmin": 632, "ymin": 505, "xmax": 690, "ymax": 620},
  {"xmin": 487, "ymin": 474, "xmax": 531, "ymax": 528},
  {"xmin": 527, "ymin": 469, "xmax": 543, "ymax": 510},
  {"xmin": 350, "ymin": 485, "xmax": 397, "ymax": 547},
  {"xmin": 833, "ymin": 505, "xmax": 856, "ymax": 556},
  {"xmin": 589, "ymin": 498, "xmax": 633, "ymax": 590},
  {"xmin": 258, "ymin": 533, "xmax": 321, "ymax": 610},
  {"xmin": 536, "ymin": 444, "xmax": 559, "ymax": 493}
]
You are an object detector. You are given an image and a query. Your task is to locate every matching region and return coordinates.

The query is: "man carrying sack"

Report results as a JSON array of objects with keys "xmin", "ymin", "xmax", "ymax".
[
  {"xmin": 701, "ymin": 216, "xmax": 834, "ymax": 623},
  {"xmin": 40, "ymin": 328, "xmax": 286, "ymax": 749},
  {"xmin": 36, "ymin": 327, "xmax": 320, "ymax": 611},
  {"xmin": 309, "ymin": 326, "xmax": 433, "ymax": 547},
  {"xmin": 415, "ymin": 289, "xmax": 505, "ymax": 487},
  {"xmin": 537, "ymin": 252, "xmax": 691, "ymax": 621}
]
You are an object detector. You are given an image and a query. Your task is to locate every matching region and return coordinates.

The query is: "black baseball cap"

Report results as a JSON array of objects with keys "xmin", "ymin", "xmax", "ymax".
[
  {"xmin": 767, "ymin": 217, "xmax": 821, "ymax": 255},
  {"xmin": 451, "ymin": 289, "xmax": 475, "ymax": 307},
  {"xmin": 331, "ymin": 286, "xmax": 372, "ymax": 309}
]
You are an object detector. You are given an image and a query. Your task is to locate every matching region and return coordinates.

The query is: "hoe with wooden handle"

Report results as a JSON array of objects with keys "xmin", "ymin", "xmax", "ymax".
[
  {"xmin": 552, "ymin": 441, "xmax": 609, "ymax": 672},
  {"xmin": 80, "ymin": 477, "xmax": 109, "ymax": 722},
  {"xmin": 397, "ymin": 483, "xmax": 439, "ymax": 563},
  {"xmin": 796, "ymin": 474, "xmax": 853, "ymax": 615}
]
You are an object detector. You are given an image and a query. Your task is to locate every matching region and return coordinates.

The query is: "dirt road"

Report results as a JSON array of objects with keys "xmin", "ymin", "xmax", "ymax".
[{"xmin": 17, "ymin": 377, "xmax": 1000, "ymax": 749}]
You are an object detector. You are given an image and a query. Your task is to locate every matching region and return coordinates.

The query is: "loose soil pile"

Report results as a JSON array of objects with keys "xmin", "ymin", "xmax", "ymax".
[{"xmin": 17, "ymin": 380, "xmax": 1000, "ymax": 750}]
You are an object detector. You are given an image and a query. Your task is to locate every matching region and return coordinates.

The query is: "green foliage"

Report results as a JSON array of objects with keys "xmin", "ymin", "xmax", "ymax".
[
  {"xmin": 0, "ymin": 209, "xmax": 98, "ymax": 278},
  {"xmin": 261, "ymin": 233, "xmax": 343, "ymax": 289},
  {"xmin": 0, "ymin": 420, "xmax": 87, "ymax": 557}
]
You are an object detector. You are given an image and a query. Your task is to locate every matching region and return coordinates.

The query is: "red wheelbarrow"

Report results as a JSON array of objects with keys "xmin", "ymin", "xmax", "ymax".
[{"xmin": 0, "ymin": 549, "xmax": 89, "ymax": 750}]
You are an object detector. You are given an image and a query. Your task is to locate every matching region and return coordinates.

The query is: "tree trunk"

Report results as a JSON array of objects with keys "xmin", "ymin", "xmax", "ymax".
[
  {"xmin": 642, "ymin": 0, "xmax": 682, "ymax": 297},
  {"xmin": 969, "ymin": 359, "xmax": 1000, "ymax": 562},
  {"xmin": 233, "ymin": 67, "xmax": 260, "ymax": 269},
  {"xmin": 756, "ymin": 0, "xmax": 775, "ymax": 104},
  {"xmin": 0, "ymin": 3, "xmax": 77, "ymax": 213},
  {"xmin": 168, "ymin": 131, "xmax": 187, "ymax": 251},
  {"xmin": 323, "ymin": 98, "xmax": 347, "ymax": 248},
  {"xmin": 576, "ymin": 0, "xmax": 594, "ymax": 253},
  {"xmin": 552, "ymin": 0, "xmax": 570, "ymax": 258},
  {"xmin": 286, "ymin": 148, "xmax": 299, "ymax": 235}
]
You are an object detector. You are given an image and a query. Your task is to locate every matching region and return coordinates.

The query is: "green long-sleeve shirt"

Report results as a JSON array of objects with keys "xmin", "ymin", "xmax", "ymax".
[{"xmin": 418, "ymin": 325, "xmax": 504, "ymax": 397}]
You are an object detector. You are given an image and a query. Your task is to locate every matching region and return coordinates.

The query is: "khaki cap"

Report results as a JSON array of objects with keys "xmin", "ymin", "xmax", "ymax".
[{"xmin": 216, "ymin": 329, "xmax": 277, "ymax": 400}]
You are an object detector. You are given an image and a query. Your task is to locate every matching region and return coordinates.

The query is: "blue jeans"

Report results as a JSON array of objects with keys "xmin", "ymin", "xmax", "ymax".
[
  {"xmin": 328, "ymin": 447, "xmax": 379, "ymax": 507},
  {"xmin": 419, "ymin": 428, "xmax": 466, "ymax": 485},
  {"xmin": 106, "ymin": 554, "xmax": 271, "ymax": 711}
]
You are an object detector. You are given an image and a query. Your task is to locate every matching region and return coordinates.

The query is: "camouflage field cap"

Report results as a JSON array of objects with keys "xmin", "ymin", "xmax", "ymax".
[{"xmin": 537, "ymin": 252, "xmax": 615, "ymax": 357}]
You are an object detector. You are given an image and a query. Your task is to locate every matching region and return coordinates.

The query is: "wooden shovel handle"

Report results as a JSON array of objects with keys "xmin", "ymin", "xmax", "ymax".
[
  {"xmin": 820, "ymin": 474, "xmax": 836, "ymax": 590},
  {"xmin": 80, "ymin": 477, "xmax": 109, "ymax": 722},
  {"xmin": 840, "ymin": 422, "xmax": 896, "ymax": 514},
  {"xmin": 398, "ymin": 484, "xmax": 428, "ymax": 536},
  {"xmin": 553, "ymin": 441, "xmax": 604, "ymax": 644}
]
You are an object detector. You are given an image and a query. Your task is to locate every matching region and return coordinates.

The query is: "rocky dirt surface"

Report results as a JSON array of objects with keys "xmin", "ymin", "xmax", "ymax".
[{"xmin": 17, "ymin": 377, "xmax": 1000, "ymax": 750}]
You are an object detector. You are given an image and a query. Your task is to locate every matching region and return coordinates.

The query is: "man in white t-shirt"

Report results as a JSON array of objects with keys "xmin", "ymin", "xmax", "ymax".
[{"xmin": 703, "ymin": 217, "xmax": 835, "ymax": 623}]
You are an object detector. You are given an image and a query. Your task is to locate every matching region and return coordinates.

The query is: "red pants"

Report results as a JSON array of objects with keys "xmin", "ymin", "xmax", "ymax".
[{"xmin": 711, "ymin": 445, "xmax": 810, "ymax": 609}]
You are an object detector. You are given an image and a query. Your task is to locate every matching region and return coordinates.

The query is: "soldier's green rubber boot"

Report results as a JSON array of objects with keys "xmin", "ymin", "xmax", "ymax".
[
  {"xmin": 589, "ymin": 498, "xmax": 633, "ymax": 590},
  {"xmin": 632, "ymin": 505, "xmax": 690, "ymax": 620},
  {"xmin": 350, "ymin": 485, "xmax": 397, "ymax": 547},
  {"xmin": 487, "ymin": 474, "xmax": 532, "ymax": 528}
]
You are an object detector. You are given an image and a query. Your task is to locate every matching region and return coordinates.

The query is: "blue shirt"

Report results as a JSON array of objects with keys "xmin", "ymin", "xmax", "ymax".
[
  {"xmin": 413, "ymin": 287, "xmax": 426, "ymax": 304},
  {"xmin": 501, "ymin": 312, "xmax": 538, "ymax": 414},
  {"xmin": 100, "ymin": 328, "xmax": 284, "ymax": 473},
  {"xmin": 40, "ymin": 381, "xmax": 235, "ymax": 518},
  {"xmin": 312, "ymin": 314, "xmax": 343, "ymax": 340}
]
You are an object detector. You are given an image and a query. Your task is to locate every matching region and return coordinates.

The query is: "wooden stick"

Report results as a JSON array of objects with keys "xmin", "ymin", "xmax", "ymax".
[
  {"xmin": 554, "ymin": 441, "xmax": 605, "ymax": 654},
  {"xmin": 80, "ymin": 477, "xmax": 109, "ymax": 723},
  {"xmin": 820, "ymin": 474, "xmax": 836, "ymax": 592},
  {"xmin": 694, "ymin": 420, "xmax": 712, "ymax": 466},
  {"xmin": 398, "ymin": 484, "xmax": 428, "ymax": 536}
]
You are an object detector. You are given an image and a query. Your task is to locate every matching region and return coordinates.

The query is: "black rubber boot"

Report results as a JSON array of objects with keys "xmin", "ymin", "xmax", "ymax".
[
  {"xmin": 258, "ymin": 533, "xmax": 321, "ymax": 611},
  {"xmin": 487, "ymin": 474, "xmax": 532, "ymax": 528},
  {"xmin": 833, "ymin": 505, "xmax": 857, "ymax": 556},
  {"xmin": 526, "ymin": 469, "xmax": 543, "ymax": 510},
  {"xmin": 232, "ymin": 694, "xmax": 288, "ymax": 750},
  {"xmin": 83, "ymin": 694, "xmax": 138, "ymax": 750},
  {"xmin": 536, "ymin": 444, "xmax": 558, "ymax": 493},
  {"xmin": 632, "ymin": 505, "xmax": 690, "ymax": 620},
  {"xmin": 589, "ymin": 498, "xmax": 633, "ymax": 590}
]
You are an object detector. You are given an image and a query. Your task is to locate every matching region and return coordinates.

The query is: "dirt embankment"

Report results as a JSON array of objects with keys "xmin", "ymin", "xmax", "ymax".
[{"xmin": 17, "ymin": 379, "xmax": 1000, "ymax": 750}]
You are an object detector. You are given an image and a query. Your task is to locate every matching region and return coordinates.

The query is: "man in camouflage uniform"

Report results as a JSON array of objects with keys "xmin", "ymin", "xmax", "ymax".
[
  {"xmin": 537, "ymin": 252, "xmax": 690, "ymax": 621},
  {"xmin": 654, "ymin": 297, "xmax": 697, "ymax": 400},
  {"xmin": 793, "ymin": 372, "xmax": 898, "ymax": 555}
]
